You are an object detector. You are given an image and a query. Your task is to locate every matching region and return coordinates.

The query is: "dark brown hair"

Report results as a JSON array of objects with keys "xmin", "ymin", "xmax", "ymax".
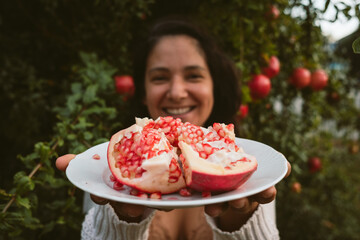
[{"xmin": 130, "ymin": 16, "xmax": 241, "ymax": 127}]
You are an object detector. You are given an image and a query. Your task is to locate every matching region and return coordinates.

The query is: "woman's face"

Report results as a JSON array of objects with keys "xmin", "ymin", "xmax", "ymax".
[{"xmin": 144, "ymin": 35, "xmax": 214, "ymax": 126}]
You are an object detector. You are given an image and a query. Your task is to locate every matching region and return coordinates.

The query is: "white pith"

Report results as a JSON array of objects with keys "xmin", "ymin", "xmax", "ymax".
[{"xmin": 179, "ymin": 141, "xmax": 257, "ymax": 175}]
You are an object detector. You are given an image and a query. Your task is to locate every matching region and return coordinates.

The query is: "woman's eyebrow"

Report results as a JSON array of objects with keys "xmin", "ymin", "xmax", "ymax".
[
  {"xmin": 184, "ymin": 65, "xmax": 207, "ymax": 71},
  {"xmin": 147, "ymin": 67, "xmax": 169, "ymax": 74}
]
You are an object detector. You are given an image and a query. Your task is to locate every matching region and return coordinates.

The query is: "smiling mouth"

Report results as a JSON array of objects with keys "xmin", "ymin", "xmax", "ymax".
[{"xmin": 163, "ymin": 107, "xmax": 195, "ymax": 115}]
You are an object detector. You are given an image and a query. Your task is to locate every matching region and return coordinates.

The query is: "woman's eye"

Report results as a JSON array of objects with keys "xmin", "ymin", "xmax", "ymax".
[
  {"xmin": 187, "ymin": 74, "xmax": 203, "ymax": 81},
  {"xmin": 151, "ymin": 76, "xmax": 168, "ymax": 82}
]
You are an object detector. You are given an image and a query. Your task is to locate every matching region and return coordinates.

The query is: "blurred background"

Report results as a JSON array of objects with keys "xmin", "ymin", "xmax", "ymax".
[{"xmin": 1, "ymin": 0, "xmax": 360, "ymax": 239}]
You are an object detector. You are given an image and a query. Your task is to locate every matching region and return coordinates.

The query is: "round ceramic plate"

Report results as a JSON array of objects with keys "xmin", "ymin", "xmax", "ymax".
[{"xmin": 66, "ymin": 138, "xmax": 288, "ymax": 209}]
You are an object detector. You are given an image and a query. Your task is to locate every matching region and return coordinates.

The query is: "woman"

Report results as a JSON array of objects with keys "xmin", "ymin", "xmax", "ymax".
[{"xmin": 57, "ymin": 16, "xmax": 291, "ymax": 239}]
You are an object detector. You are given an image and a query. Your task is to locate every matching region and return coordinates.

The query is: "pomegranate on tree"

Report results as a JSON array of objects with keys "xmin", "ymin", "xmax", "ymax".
[
  {"xmin": 308, "ymin": 157, "xmax": 322, "ymax": 173},
  {"xmin": 237, "ymin": 104, "xmax": 249, "ymax": 119},
  {"xmin": 107, "ymin": 116, "xmax": 258, "ymax": 195},
  {"xmin": 310, "ymin": 69, "xmax": 328, "ymax": 91},
  {"xmin": 289, "ymin": 67, "xmax": 311, "ymax": 89},
  {"xmin": 248, "ymin": 74, "xmax": 271, "ymax": 100},
  {"xmin": 262, "ymin": 56, "xmax": 280, "ymax": 78},
  {"xmin": 114, "ymin": 75, "xmax": 135, "ymax": 96}
]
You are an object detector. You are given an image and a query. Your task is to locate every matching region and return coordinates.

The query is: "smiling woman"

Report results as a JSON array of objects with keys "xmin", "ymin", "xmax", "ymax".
[{"xmin": 131, "ymin": 16, "xmax": 241, "ymax": 129}]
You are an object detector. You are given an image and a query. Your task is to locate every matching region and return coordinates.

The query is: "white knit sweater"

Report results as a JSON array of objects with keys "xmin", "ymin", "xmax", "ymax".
[{"xmin": 81, "ymin": 201, "xmax": 279, "ymax": 240}]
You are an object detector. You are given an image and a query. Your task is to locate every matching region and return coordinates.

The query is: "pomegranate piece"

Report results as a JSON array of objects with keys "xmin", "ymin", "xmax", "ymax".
[
  {"xmin": 178, "ymin": 122, "xmax": 257, "ymax": 192},
  {"xmin": 107, "ymin": 117, "xmax": 186, "ymax": 194}
]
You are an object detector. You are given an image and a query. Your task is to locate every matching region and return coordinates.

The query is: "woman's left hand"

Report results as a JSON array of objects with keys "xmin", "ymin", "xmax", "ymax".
[{"xmin": 204, "ymin": 161, "xmax": 291, "ymax": 230}]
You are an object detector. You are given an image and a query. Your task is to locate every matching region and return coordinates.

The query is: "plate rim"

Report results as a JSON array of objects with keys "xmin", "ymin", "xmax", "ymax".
[{"xmin": 66, "ymin": 138, "xmax": 288, "ymax": 208}]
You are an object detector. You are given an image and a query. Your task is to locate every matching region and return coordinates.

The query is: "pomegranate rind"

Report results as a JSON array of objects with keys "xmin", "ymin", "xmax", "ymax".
[
  {"xmin": 107, "ymin": 122, "xmax": 186, "ymax": 194},
  {"xmin": 179, "ymin": 141, "xmax": 258, "ymax": 192}
]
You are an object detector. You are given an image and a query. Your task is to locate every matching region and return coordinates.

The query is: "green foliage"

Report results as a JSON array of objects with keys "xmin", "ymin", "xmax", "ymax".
[
  {"xmin": 353, "ymin": 37, "xmax": 360, "ymax": 53},
  {"xmin": 1, "ymin": 0, "xmax": 360, "ymax": 239}
]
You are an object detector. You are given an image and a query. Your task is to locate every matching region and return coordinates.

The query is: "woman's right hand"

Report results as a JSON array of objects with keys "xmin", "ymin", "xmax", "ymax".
[{"xmin": 55, "ymin": 154, "xmax": 149, "ymax": 223}]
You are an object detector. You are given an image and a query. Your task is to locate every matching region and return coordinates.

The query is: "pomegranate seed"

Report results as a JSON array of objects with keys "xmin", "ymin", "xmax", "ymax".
[
  {"xmin": 113, "ymin": 181, "xmax": 124, "ymax": 191},
  {"xmin": 179, "ymin": 188, "xmax": 192, "ymax": 197},
  {"xmin": 109, "ymin": 174, "xmax": 116, "ymax": 182},
  {"xmin": 137, "ymin": 192, "xmax": 148, "ymax": 198},
  {"xmin": 129, "ymin": 188, "xmax": 139, "ymax": 196},
  {"xmin": 150, "ymin": 192, "xmax": 162, "ymax": 199},
  {"xmin": 202, "ymin": 191, "xmax": 211, "ymax": 198}
]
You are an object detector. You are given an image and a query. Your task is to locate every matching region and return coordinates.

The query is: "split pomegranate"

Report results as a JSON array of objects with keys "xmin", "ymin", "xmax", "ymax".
[
  {"xmin": 107, "ymin": 117, "xmax": 186, "ymax": 194},
  {"xmin": 107, "ymin": 117, "xmax": 258, "ymax": 194}
]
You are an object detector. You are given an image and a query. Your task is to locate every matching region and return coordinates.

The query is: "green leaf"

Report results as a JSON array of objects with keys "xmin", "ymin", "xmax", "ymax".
[
  {"xmin": 16, "ymin": 195, "xmax": 31, "ymax": 209},
  {"xmin": 352, "ymin": 37, "xmax": 360, "ymax": 53}
]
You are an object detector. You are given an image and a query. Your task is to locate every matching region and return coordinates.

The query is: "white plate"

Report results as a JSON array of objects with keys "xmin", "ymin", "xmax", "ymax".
[{"xmin": 66, "ymin": 138, "xmax": 288, "ymax": 209}]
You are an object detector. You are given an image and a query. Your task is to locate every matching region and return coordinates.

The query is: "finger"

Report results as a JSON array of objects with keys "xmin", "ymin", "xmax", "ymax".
[
  {"xmin": 251, "ymin": 186, "xmax": 277, "ymax": 204},
  {"xmin": 55, "ymin": 154, "xmax": 76, "ymax": 171},
  {"xmin": 90, "ymin": 194, "xmax": 109, "ymax": 205},
  {"xmin": 229, "ymin": 198, "xmax": 258, "ymax": 214},
  {"xmin": 204, "ymin": 203, "xmax": 228, "ymax": 217},
  {"xmin": 285, "ymin": 161, "xmax": 292, "ymax": 178}
]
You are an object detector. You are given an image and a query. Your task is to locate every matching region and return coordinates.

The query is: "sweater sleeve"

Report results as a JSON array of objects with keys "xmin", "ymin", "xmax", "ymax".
[
  {"xmin": 81, "ymin": 204, "xmax": 155, "ymax": 240},
  {"xmin": 205, "ymin": 201, "xmax": 279, "ymax": 240}
]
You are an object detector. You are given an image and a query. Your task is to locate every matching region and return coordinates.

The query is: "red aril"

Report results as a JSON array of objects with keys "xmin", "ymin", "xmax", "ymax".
[
  {"xmin": 290, "ymin": 67, "xmax": 311, "ymax": 89},
  {"xmin": 310, "ymin": 69, "xmax": 328, "ymax": 91},
  {"xmin": 262, "ymin": 56, "xmax": 280, "ymax": 78},
  {"xmin": 248, "ymin": 74, "xmax": 271, "ymax": 100}
]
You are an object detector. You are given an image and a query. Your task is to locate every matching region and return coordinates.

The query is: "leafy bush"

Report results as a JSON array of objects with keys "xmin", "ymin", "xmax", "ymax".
[{"xmin": 1, "ymin": 0, "xmax": 359, "ymax": 239}]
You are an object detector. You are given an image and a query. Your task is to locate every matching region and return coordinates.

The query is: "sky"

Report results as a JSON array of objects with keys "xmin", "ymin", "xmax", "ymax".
[
  {"xmin": 291, "ymin": 0, "xmax": 360, "ymax": 42},
  {"xmin": 317, "ymin": 0, "xmax": 359, "ymax": 42}
]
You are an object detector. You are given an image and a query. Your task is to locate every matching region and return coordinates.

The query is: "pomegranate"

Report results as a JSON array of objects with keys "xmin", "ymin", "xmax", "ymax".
[
  {"xmin": 108, "ymin": 117, "xmax": 258, "ymax": 194},
  {"xmin": 237, "ymin": 104, "xmax": 249, "ymax": 119},
  {"xmin": 248, "ymin": 74, "xmax": 271, "ymax": 100},
  {"xmin": 266, "ymin": 5, "xmax": 280, "ymax": 20},
  {"xmin": 310, "ymin": 69, "xmax": 328, "ymax": 91},
  {"xmin": 262, "ymin": 56, "xmax": 280, "ymax": 78},
  {"xmin": 308, "ymin": 157, "xmax": 322, "ymax": 173},
  {"xmin": 291, "ymin": 182, "xmax": 302, "ymax": 193},
  {"xmin": 114, "ymin": 75, "xmax": 135, "ymax": 96},
  {"xmin": 289, "ymin": 67, "xmax": 311, "ymax": 89},
  {"xmin": 107, "ymin": 117, "xmax": 186, "ymax": 194}
]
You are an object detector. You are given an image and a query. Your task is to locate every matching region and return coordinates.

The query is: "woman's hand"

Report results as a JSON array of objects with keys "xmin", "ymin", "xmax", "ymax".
[
  {"xmin": 205, "ymin": 161, "xmax": 291, "ymax": 231},
  {"xmin": 55, "ymin": 154, "xmax": 149, "ymax": 223}
]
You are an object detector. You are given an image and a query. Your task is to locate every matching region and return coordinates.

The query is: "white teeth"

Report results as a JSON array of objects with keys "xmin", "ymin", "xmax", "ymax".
[{"xmin": 165, "ymin": 107, "xmax": 191, "ymax": 115}]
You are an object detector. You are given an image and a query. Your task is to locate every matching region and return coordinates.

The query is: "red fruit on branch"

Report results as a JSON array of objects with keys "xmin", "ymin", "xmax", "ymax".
[
  {"xmin": 262, "ymin": 56, "xmax": 280, "ymax": 78},
  {"xmin": 310, "ymin": 69, "xmax": 328, "ymax": 91},
  {"xmin": 291, "ymin": 182, "xmax": 302, "ymax": 194},
  {"xmin": 237, "ymin": 104, "xmax": 249, "ymax": 119},
  {"xmin": 308, "ymin": 157, "xmax": 322, "ymax": 173},
  {"xmin": 108, "ymin": 117, "xmax": 258, "ymax": 194},
  {"xmin": 248, "ymin": 74, "xmax": 271, "ymax": 100},
  {"xmin": 289, "ymin": 67, "xmax": 311, "ymax": 89},
  {"xmin": 114, "ymin": 75, "xmax": 135, "ymax": 96},
  {"xmin": 266, "ymin": 5, "xmax": 280, "ymax": 20}
]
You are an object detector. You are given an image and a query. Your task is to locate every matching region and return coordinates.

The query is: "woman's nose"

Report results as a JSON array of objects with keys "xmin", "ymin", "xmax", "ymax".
[{"xmin": 167, "ymin": 76, "xmax": 188, "ymax": 101}]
